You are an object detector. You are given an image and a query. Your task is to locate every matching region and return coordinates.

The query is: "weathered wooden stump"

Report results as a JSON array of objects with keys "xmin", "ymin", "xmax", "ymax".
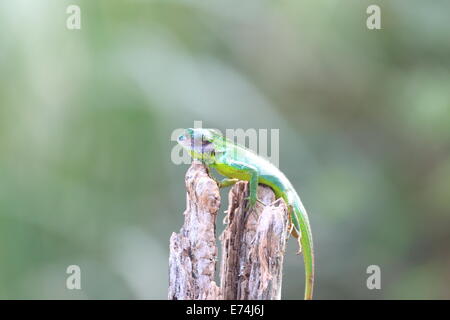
[{"xmin": 169, "ymin": 162, "xmax": 289, "ymax": 300}]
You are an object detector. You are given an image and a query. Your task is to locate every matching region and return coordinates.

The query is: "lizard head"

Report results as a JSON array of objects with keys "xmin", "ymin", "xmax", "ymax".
[{"xmin": 177, "ymin": 128, "xmax": 226, "ymax": 163}]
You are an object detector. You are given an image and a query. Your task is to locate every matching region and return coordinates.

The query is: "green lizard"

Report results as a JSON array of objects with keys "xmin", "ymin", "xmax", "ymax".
[{"xmin": 177, "ymin": 128, "xmax": 314, "ymax": 300}]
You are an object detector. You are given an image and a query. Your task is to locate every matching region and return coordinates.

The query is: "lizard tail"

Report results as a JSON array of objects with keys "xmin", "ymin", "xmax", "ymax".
[{"xmin": 292, "ymin": 204, "xmax": 315, "ymax": 300}]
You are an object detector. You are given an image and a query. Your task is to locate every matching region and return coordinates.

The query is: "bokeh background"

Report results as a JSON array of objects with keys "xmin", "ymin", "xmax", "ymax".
[{"xmin": 0, "ymin": 0, "xmax": 449, "ymax": 299}]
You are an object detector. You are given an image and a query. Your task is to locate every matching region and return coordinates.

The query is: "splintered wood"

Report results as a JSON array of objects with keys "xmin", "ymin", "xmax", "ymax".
[
  {"xmin": 168, "ymin": 162, "xmax": 221, "ymax": 300},
  {"xmin": 169, "ymin": 162, "xmax": 289, "ymax": 300}
]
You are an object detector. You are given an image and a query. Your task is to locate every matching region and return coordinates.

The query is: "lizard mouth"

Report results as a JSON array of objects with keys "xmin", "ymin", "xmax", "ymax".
[{"xmin": 178, "ymin": 133, "xmax": 215, "ymax": 155}]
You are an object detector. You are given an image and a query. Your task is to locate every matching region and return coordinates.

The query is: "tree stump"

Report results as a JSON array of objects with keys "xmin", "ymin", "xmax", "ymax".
[{"xmin": 168, "ymin": 162, "xmax": 289, "ymax": 300}]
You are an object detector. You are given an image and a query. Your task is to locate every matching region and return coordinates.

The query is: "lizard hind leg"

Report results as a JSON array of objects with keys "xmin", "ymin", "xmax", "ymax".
[
  {"xmin": 288, "ymin": 205, "xmax": 302, "ymax": 254},
  {"xmin": 287, "ymin": 205, "xmax": 299, "ymax": 238},
  {"xmin": 217, "ymin": 178, "xmax": 239, "ymax": 188}
]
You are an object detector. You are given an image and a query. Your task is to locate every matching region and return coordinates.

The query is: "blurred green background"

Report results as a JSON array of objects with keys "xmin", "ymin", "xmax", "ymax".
[{"xmin": 0, "ymin": 0, "xmax": 449, "ymax": 299}]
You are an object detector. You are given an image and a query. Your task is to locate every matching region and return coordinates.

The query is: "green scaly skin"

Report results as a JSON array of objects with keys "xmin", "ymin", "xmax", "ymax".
[{"xmin": 177, "ymin": 128, "xmax": 314, "ymax": 300}]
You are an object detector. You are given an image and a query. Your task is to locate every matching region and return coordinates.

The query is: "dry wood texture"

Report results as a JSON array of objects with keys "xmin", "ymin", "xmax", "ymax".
[{"xmin": 169, "ymin": 162, "xmax": 289, "ymax": 300}]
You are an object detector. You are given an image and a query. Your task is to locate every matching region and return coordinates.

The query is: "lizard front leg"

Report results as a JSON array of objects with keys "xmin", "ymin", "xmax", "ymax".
[{"xmin": 225, "ymin": 160, "xmax": 260, "ymax": 210}]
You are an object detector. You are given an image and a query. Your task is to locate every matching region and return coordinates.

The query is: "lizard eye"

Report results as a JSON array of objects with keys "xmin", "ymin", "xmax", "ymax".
[
  {"xmin": 200, "ymin": 139, "xmax": 215, "ymax": 154},
  {"xmin": 200, "ymin": 134, "xmax": 212, "ymax": 145}
]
